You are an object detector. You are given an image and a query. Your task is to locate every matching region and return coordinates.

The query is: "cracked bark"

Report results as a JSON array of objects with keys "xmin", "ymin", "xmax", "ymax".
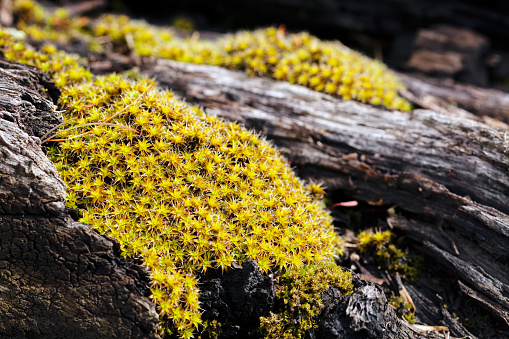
[
  {"xmin": 0, "ymin": 59, "xmax": 160, "ymax": 339},
  {"xmin": 0, "ymin": 53, "xmax": 432, "ymax": 338},
  {"xmin": 398, "ymin": 72, "xmax": 509, "ymax": 125},
  {"xmin": 3, "ymin": 41, "xmax": 508, "ymax": 336}
]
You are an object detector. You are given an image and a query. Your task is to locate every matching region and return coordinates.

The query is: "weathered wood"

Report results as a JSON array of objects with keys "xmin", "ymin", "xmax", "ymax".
[
  {"xmin": 391, "ymin": 25, "xmax": 490, "ymax": 86},
  {"xmin": 0, "ymin": 55, "xmax": 433, "ymax": 338},
  {"xmin": 398, "ymin": 72, "xmax": 509, "ymax": 124},
  {"xmin": 199, "ymin": 261, "xmax": 422, "ymax": 339},
  {"xmin": 0, "ymin": 59, "xmax": 160, "ymax": 338},
  {"xmin": 141, "ymin": 59, "xmax": 509, "ymax": 330}
]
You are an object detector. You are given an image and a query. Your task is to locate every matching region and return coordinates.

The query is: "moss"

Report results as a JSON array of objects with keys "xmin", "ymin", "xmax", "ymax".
[
  {"xmin": 358, "ymin": 229, "xmax": 422, "ymax": 283},
  {"xmin": 218, "ymin": 28, "xmax": 411, "ymax": 110},
  {"xmin": 172, "ymin": 17, "xmax": 195, "ymax": 31},
  {"xmin": 13, "ymin": 0, "xmax": 93, "ymax": 46},
  {"xmin": 388, "ymin": 295, "xmax": 415, "ymax": 324},
  {"xmin": 0, "ymin": 29, "xmax": 347, "ymax": 338},
  {"xmin": 199, "ymin": 320, "xmax": 222, "ymax": 339},
  {"xmin": 12, "ymin": 0, "xmax": 411, "ymax": 111},
  {"xmin": 259, "ymin": 262, "xmax": 353, "ymax": 339}
]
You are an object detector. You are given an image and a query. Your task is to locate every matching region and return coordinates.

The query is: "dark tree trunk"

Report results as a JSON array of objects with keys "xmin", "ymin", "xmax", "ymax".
[
  {"xmin": 0, "ymin": 59, "xmax": 160, "ymax": 339},
  {"xmin": 141, "ymin": 59, "xmax": 509, "ymax": 332}
]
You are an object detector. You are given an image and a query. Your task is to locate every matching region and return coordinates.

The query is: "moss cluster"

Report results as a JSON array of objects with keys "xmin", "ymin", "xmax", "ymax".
[
  {"xmin": 218, "ymin": 28, "xmax": 411, "ymax": 110},
  {"xmin": 13, "ymin": 0, "xmax": 93, "ymax": 45},
  {"xmin": 358, "ymin": 229, "xmax": 422, "ymax": 283},
  {"xmin": 388, "ymin": 295, "xmax": 415, "ymax": 324},
  {"xmin": 12, "ymin": 0, "xmax": 411, "ymax": 111},
  {"xmin": 1, "ymin": 37, "xmax": 90, "ymax": 87},
  {"xmin": 259, "ymin": 262, "xmax": 353, "ymax": 339},
  {"xmin": 0, "ymin": 30, "xmax": 346, "ymax": 338}
]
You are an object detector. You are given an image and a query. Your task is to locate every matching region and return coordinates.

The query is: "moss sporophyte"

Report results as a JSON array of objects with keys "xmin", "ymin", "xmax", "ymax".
[
  {"xmin": 13, "ymin": 0, "xmax": 411, "ymax": 111},
  {"xmin": 0, "ymin": 30, "xmax": 354, "ymax": 337}
]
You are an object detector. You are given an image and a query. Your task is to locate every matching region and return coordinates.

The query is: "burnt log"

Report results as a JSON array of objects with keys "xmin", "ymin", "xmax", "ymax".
[
  {"xmin": 199, "ymin": 260, "xmax": 421, "ymax": 339},
  {"xmin": 141, "ymin": 59, "xmax": 509, "ymax": 333},
  {"xmin": 0, "ymin": 56, "xmax": 433, "ymax": 339},
  {"xmin": 0, "ymin": 59, "xmax": 160, "ymax": 338}
]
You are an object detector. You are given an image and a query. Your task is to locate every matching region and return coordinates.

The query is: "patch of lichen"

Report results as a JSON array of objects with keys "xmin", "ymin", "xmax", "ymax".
[
  {"xmin": 259, "ymin": 262, "xmax": 353, "ymax": 339},
  {"xmin": 12, "ymin": 0, "xmax": 411, "ymax": 111},
  {"xmin": 358, "ymin": 229, "xmax": 422, "ymax": 283},
  {"xmin": 0, "ymin": 30, "xmax": 345, "ymax": 338}
]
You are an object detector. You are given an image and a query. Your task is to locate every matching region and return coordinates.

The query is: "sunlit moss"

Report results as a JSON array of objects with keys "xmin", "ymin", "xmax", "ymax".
[
  {"xmin": 388, "ymin": 295, "xmax": 415, "ymax": 324},
  {"xmin": 358, "ymin": 229, "xmax": 422, "ymax": 282},
  {"xmin": 14, "ymin": 0, "xmax": 93, "ymax": 46},
  {"xmin": 260, "ymin": 262, "xmax": 353, "ymax": 339},
  {"xmin": 0, "ymin": 30, "xmax": 345, "ymax": 338},
  {"xmin": 12, "ymin": 0, "xmax": 412, "ymax": 111}
]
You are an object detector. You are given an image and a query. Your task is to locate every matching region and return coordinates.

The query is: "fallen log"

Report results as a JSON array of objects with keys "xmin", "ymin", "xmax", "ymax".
[
  {"xmin": 5, "ymin": 3, "xmax": 508, "ymax": 335},
  {"xmin": 141, "ymin": 58, "xmax": 509, "ymax": 332},
  {"xmin": 0, "ymin": 56, "xmax": 433, "ymax": 338}
]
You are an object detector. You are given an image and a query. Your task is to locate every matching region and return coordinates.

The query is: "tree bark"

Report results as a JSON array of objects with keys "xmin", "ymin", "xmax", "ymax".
[
  {"xmin": 141, "ymin": 58, "xmax": 509, "ymax": 330},
  {"xmin": 0, "ymin": 59, "xmax": 160, "ymax": 338},
  {"xmin": 398, "ymin": 72, "xmax": 509, "ymax": 124}
]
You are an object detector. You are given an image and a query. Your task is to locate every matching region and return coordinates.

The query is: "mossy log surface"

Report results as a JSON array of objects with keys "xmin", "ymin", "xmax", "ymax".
[
  {"xmin": 0, "ymin": 59, "xmax": 160, "ymax": 339},
  {"xmin": 0, "ymin": 56, "xmax": 431, "ymax": 339},
  {"xmin": 122, "ymin": 0, "xmax": 509, "ymax": 46},
  {"xmin": 142, "ymin": 59, "xmax": 509, "ymax": 330},
  {"xmin": 198, "ymin": 261, "xmax": 420, "ymax": 339}
]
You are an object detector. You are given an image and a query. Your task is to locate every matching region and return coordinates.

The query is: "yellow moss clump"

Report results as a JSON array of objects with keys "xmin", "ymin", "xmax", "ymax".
[
  {"xmin": 92, "ymin": 14, "xmax": 224, "ymax": 63},
  {"xmin": 358, "ymin": 229, "xmax": 422, "ymax": 282},
  {"xmin": 12, "ymin": 0, "xmax": 411, "ymax": 111},
  {"xmin": 260, "ymin": 262, "xmax": 353, "ymax": 339},
  {"xmin": 13, "ymin": 0, "xmax": 92, "ymax": 45},
  {"xmin": 1, "ymin": 38, "xmax": 91, "ymax": 88},
  {"xmin": 218, "ymin": 28, "xmax": 411, "ymax": 110},
  {"xmin": 0, "ymin": 30, "xmax": 345, "ymax": 338}
]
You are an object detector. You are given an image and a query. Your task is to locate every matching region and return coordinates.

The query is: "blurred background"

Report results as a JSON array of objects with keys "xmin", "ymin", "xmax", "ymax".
[{"xmin": 47, "ymin": 0, "xmax": 509, "ymax": 89}]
